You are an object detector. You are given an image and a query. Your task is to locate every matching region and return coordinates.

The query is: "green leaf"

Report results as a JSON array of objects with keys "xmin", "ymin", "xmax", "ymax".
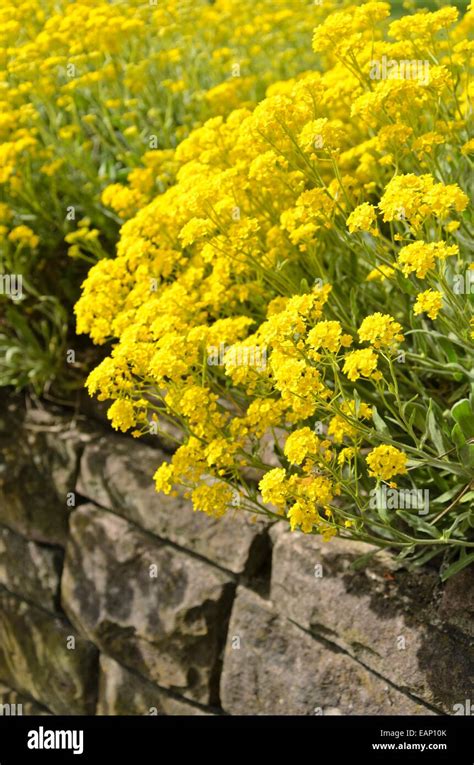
[
  {"xmin": 427, "ymin": 401, "xmax": 446, "ymax": 456},
  {"xmin": 441, "ymin": 552, "xmax": 474, "ymax": 582},
  {"xmin": 371, "ymin": 406, "xmax": 390, "ymax": 436},
  {"xmin": 469, "ymin": 383, "xmax": 474, "ymax": 409},
  {"xmin": 432, "ymin": 486, "xmax": 465, "ymax": 505},
  {"xmin": 353, "ymin": 388, "xmax": 361, "ymax": 417},
  {"xmin": 371, "ymin": 485, "xmax": 391, "ymax": 523},
  {"xmin": 350, "ymin": 288, "xmax": 358, "ymax": 325},
  {"xmin": 408, "ymin": 547, "xmax": 444, "ymax": 568},
  {"xmin": 460, "ymin": 443, "xmax": 474, "ymax": 469},
  {"xmin": 438, "ymin": 338, "xmax": 458, "ymax": 365},
  {"xmin": 451, "ymin": 399, "xmax": 474, "ymax": 439},
  {"xmin": 396, "ymin": 510, "xmax": 441, "ymax": 538},
  {"xmin": 451, "ymin": 423, "xmax": 465, "ymax": 448}
]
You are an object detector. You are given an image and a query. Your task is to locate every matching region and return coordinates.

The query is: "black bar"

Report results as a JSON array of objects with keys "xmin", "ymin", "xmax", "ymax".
[{"xmin": 0, "ymin": 715, "xmax": 471, "ymax": 762}]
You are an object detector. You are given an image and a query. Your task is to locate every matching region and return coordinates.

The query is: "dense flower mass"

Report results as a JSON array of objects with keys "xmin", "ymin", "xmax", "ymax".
[
  {"xmin": 2, "ymin": 0, "xmax": 473, "ymax": 579},
  {"xmin": 0, "ymin": 0, "xmax": 325, "ymax": 389},
  {"xmin": 74, "ymin": 2, "xmax": 474, "ymax": 577}
]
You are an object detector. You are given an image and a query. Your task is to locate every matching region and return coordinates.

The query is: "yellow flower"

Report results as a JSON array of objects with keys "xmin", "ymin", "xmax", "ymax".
[
  {"xmin": 358, "ymin": 313, "xmax": 404, "ymax": 349},
  {"xmin": 379, "ymin": 174, "xmax": 468, "ymax": 225},
  {"xmin": 64, "ymin": 0, "xmax": 472, "ymax": 554},
  {"xmin": 328, "ymin": 399, "xmax": 372, "ymax": 444},
  {"xmin": 366, "ymin": 445, "xmax": 408, "ymax": 481},
  {"xmin": 461, "ymin": 138, "xmax": 474, "ymax": 156},
  {"xmin": 307, "ymin": 320, "xmax": 352, "ymax": 353},
  {"xmin": 444, "ymin": 221, "xmax": 460, "ymax": 233},
  {"xmin": 259, "ymin": 468, "xmax": 289, "ymax": 510},
  {"xmin": 154, "ymin": 462, "xmax": 174, "ymax": 495},
  {"xmin": 347, "ymin": 203, "xmax": 378, "ymax": 235},
  {"xmin": 58, "ymin": 125, "xmax": 80, "ymax": 142},
  {"xmin": 287, "ymin": 475, "xmax": 335, "ymax": 533},
  {"xmin": 101, "ymin": 183, "xmax": 141, "ymax": 219},
  {"xmin": 0, "ymin": 203, "xmax": 11, "ymax": 223},
  {"xmin": 342, "ymin": 348, "xmax": 380, "ymax": 382},
  {"xmin": 107, "ymin": 399, "xmax": 136, "ymax": 433},
  {"xmin": 191, "ymin": 483, "xmax": 232, "ymax": 519},
  {"xmin": 366, "ymin": 264, "xmax": 395, "ymax": 281},
  {"xmin": 284, "ymin": 427, "xmax": 320, "ymax": 466},
  {"xmin": 338, "ymin": 447, "xmax": 355, "ymax": 466},
  {"xmin": 287, "ymin": 501, "xmax": 320, "ymax": 533},
  {"xmin": 413, "ymin": 289, "xmax": 443, "ymax": 320},
  {"xmin": 8, "ymin": 225, "xmax": 39, "ymax": 249},
  {"xmin": 397, "ymin": 241, "xmax": 458, "ymax": 279}
]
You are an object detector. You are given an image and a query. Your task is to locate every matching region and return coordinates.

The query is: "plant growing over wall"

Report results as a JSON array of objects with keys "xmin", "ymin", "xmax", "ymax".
[{"xmin": 77, "ymin": 3, "xmax": 474, "ymax": 578}]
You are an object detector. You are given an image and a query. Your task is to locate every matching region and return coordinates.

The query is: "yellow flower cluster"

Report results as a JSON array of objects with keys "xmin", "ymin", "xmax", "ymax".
[
  {"xmin": 413, "ymin": 290, "xmax": 443, "ymax": 320},
  {"xmin": 74, "ymin": 3, "xmax": 472, "ymax": 558},
  {"xmin": 366, "ymin": 445, "xmax": 408, "ymax": 481}
]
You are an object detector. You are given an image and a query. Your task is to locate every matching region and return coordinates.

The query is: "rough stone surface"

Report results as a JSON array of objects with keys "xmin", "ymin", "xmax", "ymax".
[
  {"xmin": 0, "ymin": 588, "xmax": 98, "ymax": 714},
  {"xmin": 77, "ymin": 434, "xmax": 268, "ymax": 574},
  {"xmin": 221, "ymin": 587, "xmax": 432, "ymax": 715},
  {"xmin": 0, "ymin": 524, "xmax": 62, "ymax": 612},
  {"xmin": 270, "ymin": 526, "xmax": 474, "ymax": 713},
  {"xmin": 97, "ymin": 655, "xmax": 212, "ymax": 715},
  {"xmin": 0, "ymin": 394, "xmax": 471, "ymax": 717},
  {"xmin": 438, "ymin": 567, "xmax": 474, "ymax": 637},
  {"xmin": 61, "ymin": 504, "xmax": 234, "ymax": 705},
  {"xmin": 0, "ymin": 397, "xmax": 81, "ymax": 544},
  {"xmin": 0, "ymin": 683, "xmax": 50, "ymax": 715}
]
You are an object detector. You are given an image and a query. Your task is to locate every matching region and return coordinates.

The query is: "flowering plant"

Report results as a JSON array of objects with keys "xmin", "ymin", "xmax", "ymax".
[
  {"xmin": 0, "ymin": 0, "xmax": 322, "ymax": 390},
  {"xmin": 76, "ymin": 2, "xmax": 474, "ymax": 578},
  {"xmin": 2, "ymin": 0, "xmax": 472, "ymax": 578}
]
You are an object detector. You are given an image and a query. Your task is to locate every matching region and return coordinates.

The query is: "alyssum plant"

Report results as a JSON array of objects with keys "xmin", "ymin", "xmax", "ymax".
[
  {"xmin": 0, "ymin": 0, "xmax": 323, "ymax": 392},
  {"xmin": 76, "ymin": 2, "xmax": 474, "ymax": 579}
]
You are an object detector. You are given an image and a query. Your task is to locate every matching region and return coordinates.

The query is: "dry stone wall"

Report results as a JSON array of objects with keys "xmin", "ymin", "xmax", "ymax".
[{"xmin": 0, "ymin": 392, "xmax": 472, "ymax": 716}]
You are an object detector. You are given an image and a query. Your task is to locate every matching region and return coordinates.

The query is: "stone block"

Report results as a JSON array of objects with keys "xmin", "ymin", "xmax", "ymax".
[
  {"xmin": 0, "ymin": 525, "xmax": 62, "ymax": 612},
  {"xmin": 97, "ymin": 655, "xmax": 213, "ymax": 715},
  {"xmin": 270, "ymin": 527, "xmax": 474, "ymax": 713},
  {"xmin": 61, "ymin": 504, "xmax": 234, "ymax": 705},
  {"xmin": 220, "ymin": 587, "xmax": 432, "ymax": 715},
  {"xmin": 0, "ymin": 588, "xmax": 98, "ymax": 714},
  {"xmin": 77, "ymin": 435, "xmax": 267, "ymax": 574}
]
